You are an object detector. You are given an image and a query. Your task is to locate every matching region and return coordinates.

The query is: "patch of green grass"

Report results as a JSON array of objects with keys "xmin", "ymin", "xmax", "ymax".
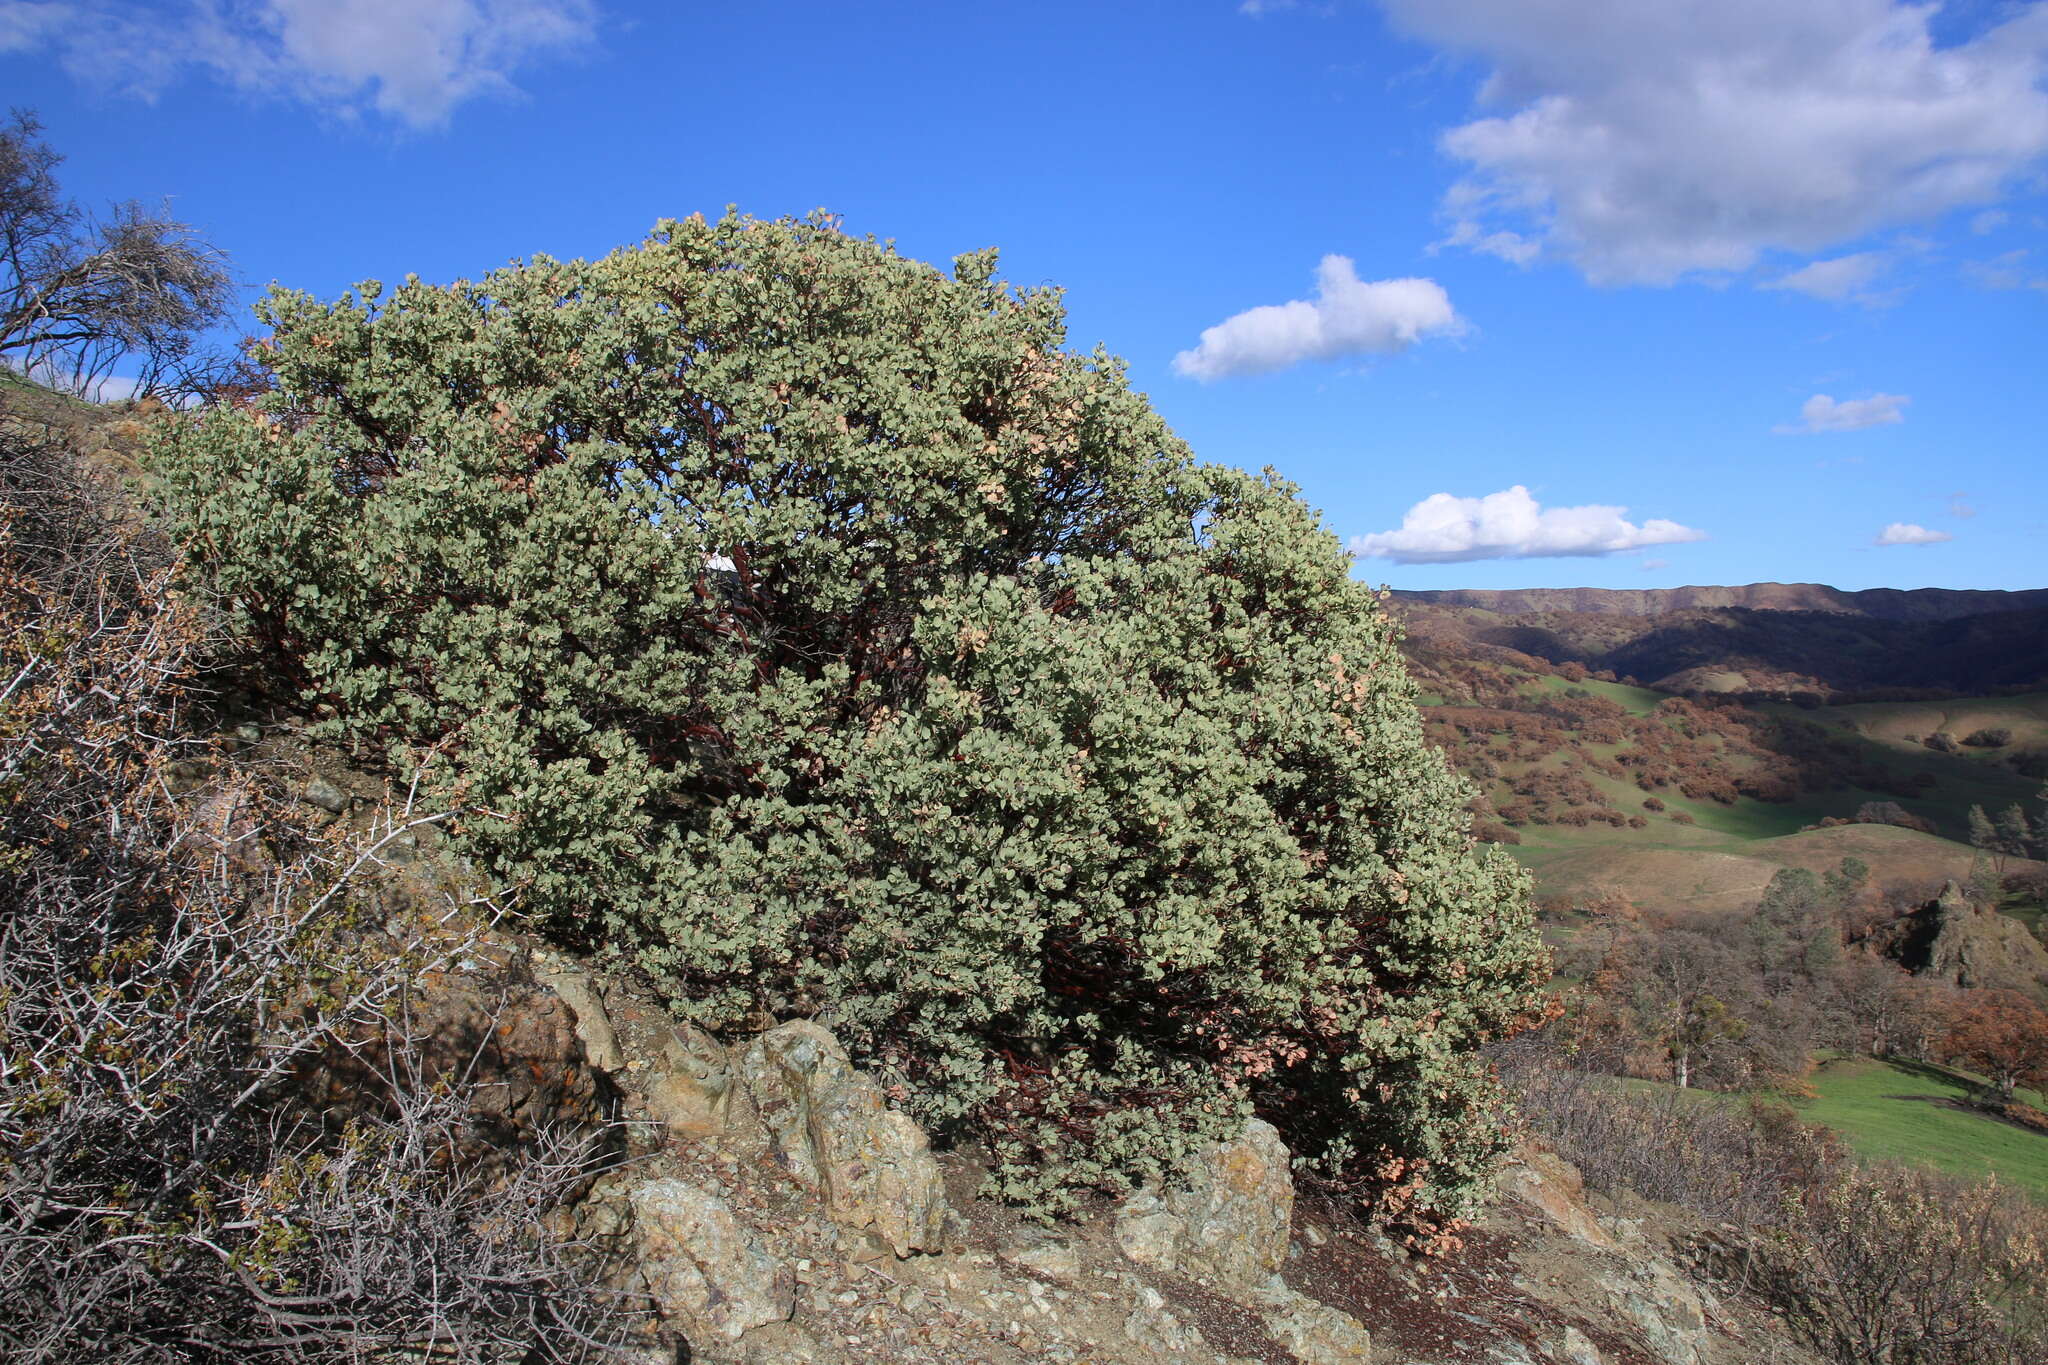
[
  {"xmin": 1599, "ymin": 1058, "xmax": 2048, "ymax": 1200},
  {"xmin": 1524, "ymin": 672, "xmax": 1667, "ymax": 716},
  {"xmin": 2000, "ymin": 900, "xmax": 2045, "ymax": 938},
  {"xmin": 1793, "ymin": 1055, "xmax": 2048, "ymax": 1199}
]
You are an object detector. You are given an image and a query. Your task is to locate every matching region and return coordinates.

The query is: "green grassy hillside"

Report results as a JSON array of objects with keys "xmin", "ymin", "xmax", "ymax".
[
  {"xmin": 1612, "ymin": 1060, "xmax": 2048, "ymax": 1199},
  {"xmin": 1795, "ymin": 1056, "xmax": 2048, "ymax": 1199}
]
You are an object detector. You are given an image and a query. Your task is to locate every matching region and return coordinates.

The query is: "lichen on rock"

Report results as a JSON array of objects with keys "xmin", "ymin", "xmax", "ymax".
[
  {"xmin": 626, "ymin": 1176, "xmax": 795, "ymax": 1342},
  {"xmin": 740, "ymin": 1020, "xmax": 949, "ymax": 1256},
  {"xmin": 1114, "ymin": 1117, "xmax": 1295, "ymax": 1292}
]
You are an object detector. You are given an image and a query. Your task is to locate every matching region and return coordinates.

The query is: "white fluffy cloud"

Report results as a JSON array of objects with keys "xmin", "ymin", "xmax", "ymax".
[
  {"xmin": 1173, "ymin": 255, "xmax": 1463, "ymax": 381},
  {"xmin": 1381, "ymin": 0, "xmax": 2048, "ymax": 284},
  {"xmin": 0, "ymin": 0, "xmax": 595, "ymax": 127},
  {"xmin": 1762, "ymin": 252, "xmax": 1891, "ymax": 303},
  {"xmin": 1775, "ymin": 392, "xmax": 1909, "ymax": 434},
  {"xmin": 1348, "ymin": 485, "xmax": 1706, "ymax": 564},
  {"xmin": 1874, "ymin": 522, "xmax": 1952, "ymax": 546}
]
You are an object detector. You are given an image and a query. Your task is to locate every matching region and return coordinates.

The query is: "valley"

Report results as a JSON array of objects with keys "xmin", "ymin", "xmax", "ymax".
[{"xmin": 1394, "ymin": 587, "xmax": 2048, "ymax": 920}]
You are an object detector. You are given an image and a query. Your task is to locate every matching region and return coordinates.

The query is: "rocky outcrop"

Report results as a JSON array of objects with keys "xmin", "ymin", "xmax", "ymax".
[
  {"xmin": 334, "ymin": 943, "xmax": 1806, "ymax": 1365},
  {"xmin": 533, "ymin": 963, "xmax": 625, "ymax": 1073},
  {"xmin": 1489, "ymin": 1145, "xmax": 1732, "ymax": 1365},
  {"xmin": 297, "ymin": 968, "xmax": 610, "ymax": 1169},
  {"xmin": 1114, "ymin": 1118, "xmax": 1295, "ymax": 1291},
  {"xmin": 644, "ymin": 1022, "xmax": 749, "ymax": 1139},
  {"xmin": 740, "ymin": 1021, "xmax": 949, "ymax": 1256},
  {"xmin": 1883, "ymin": 880, "xmax": 2048, "ymax": 995},
  {"xmin": 1499, "ymin": 1146, "xmax": 1618, "ymax": 1252},
  {"xmin": 1249, "ymin": 1283, "xmax": 1375, "ymax": 1364},
  {"xmin": 625, "ymin": 1177, "xmax": 795, "ymax": 1342},
  {"xmin": 1595, "ymin": 1258, "xmax": 1709, "ymax": 1365},
  {"xmin": 1114, "ymin": 1119, "xmax": 1375, "ymax": 1361}
]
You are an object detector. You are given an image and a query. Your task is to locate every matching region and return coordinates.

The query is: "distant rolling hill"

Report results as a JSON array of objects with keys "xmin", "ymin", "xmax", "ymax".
[
  {"xmin": 1398, "ymin": 582, "xmax": 2048, "ymax": 621},
  {"xmin": 1515, "ymin": 824, "xmax": 2041, "ymax": 920},
  {"xmin": 1391, "ymin": 581, "xmax": 2048, "ymax": 917},
  {"xmin": 1394, "ymin": 582, "xmax": 2048, "ymax": 696}
]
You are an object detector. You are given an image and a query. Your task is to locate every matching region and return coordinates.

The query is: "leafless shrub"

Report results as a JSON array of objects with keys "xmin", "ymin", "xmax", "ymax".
[
  {"xmin": 201, "ymin": 1077, "xmax": 624, "ymax": 1361},
  {"xmin": 1494, "ymin": 1032, "xmax": 1839, "ymax": 1231},
  {"xmin": 0, "ymin": 428, "xmax": 632, "ymax": 1362},
  {"xmin": 1498, "ymin": 1028, "xmax": 2048, "ymax": 1364},
  {"xmin": 1, "ymin": 111, "xmax": 234, "ymax": 402},
  {"xmin": 1764, "ymin": 1164, "xmax": 2047, "ymax": 1365}
]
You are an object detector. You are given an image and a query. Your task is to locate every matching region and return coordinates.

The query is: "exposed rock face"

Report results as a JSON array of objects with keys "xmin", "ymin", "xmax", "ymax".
[
  {"xmin": 1596, "ymin": 1259, "xmax": 1709, "ymax": 1365},
  {"xmin": 1249, "ymin": 1283, "xmax": 1374, "ymax": 1363},
  {"xmin": 1928, "ymin": 883, "xmax": 2048, "ymax": 993},
  {"xmin": 298, "ymin": 970, "xmax": 609, "ymax": 1168},
  {"xmin": 1487, "ymin": 1145, "xmax": 1742, "ymax": 1365},
  {"xmin": 1113, "ymin": 1119, "xmax": 1376, "ymax": 1360},
  {"xmin": 1500, "ymin": 1145, "xmax": 1618, "ymax": 1252},
  {"xmin": 644, "ymin": 1022, "xmax": 748, "ymax": 1139},
  {"xmin": 534, "ymin": 964, "xmax": 625, "ymax": 1073},
  {"xmin": 740, "ymin": 1021, "xmax": 949, "ymax": 1256},
  {"xmin": 627, "ymin": 1177, "xmax": 795, "ymax": 1342},
  {"xmin": 1114, "ymin": 1118, "xmax": 1294, "ymax": 1291},
  {"xmin": 1884, "ymin": 880, "xmax": 2048, "ymax": 994}
]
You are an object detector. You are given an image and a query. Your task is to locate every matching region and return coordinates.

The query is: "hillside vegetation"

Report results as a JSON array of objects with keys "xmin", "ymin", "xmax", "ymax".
[
  {"xmin": 1399, "ymin": 589, "xmax": 2048, "ymax": 696},
  {"xmin": 147, "ymin": 212, "xmax": 1549, "ymax": 1237},
  {"xmin": 6, "ymin": 181, "xmax": 2047, "ymax": 1362},
  {"xmin": 1796, "ymin": 1055, "xmax": 2048, "ymax": 1197},
  {"xmin": 1395, "ymin": 607, "xmax": 2046, "ymax": 918}
]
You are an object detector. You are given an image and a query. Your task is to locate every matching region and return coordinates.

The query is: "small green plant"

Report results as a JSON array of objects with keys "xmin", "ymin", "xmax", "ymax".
[{"xmin": 152, "ymin": 212, "xmax": 1549, "ymax": 1234}]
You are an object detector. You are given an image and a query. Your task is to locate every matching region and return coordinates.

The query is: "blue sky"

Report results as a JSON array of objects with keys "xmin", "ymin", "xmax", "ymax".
[{"xmin": 3, "ymin": 0, "xmax": 2043, "ymax": 591}]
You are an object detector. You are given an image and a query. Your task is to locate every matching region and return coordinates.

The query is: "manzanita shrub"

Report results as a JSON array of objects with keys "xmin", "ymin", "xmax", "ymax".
[{"xmin": 149, "ymin": 211, "xmax": 1549, "ymax": 1234}]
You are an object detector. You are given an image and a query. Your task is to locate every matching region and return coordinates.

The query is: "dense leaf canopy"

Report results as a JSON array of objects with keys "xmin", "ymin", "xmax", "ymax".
[{"xmin": 151, "ymin": 212, "xmax": 1549, "ymax": 1231}]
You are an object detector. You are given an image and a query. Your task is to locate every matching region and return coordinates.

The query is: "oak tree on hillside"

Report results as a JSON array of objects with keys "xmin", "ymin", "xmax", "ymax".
[{"xmin": 1945, "ymin": 990, "xmax": 2048, "ymax": 1101}]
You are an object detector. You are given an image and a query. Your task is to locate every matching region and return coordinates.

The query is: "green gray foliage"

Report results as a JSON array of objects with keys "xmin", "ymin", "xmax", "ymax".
[{"xmin": 149, "ymin": 212, "xmax": 1549, "ymax": 1232}]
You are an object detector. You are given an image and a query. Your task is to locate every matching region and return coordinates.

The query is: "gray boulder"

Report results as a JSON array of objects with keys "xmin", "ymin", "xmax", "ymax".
[
  {"xmin": 627, "ymin": 1177, "xmax": 794, "ymax": 1342},
  {"xmin": 739, "ymin": 1021, "xmax": 948, "ymax": 1256},
  {"xmin": 1114, "ymin": 1117, "xmax": 1294, "ymax": 1292}
]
